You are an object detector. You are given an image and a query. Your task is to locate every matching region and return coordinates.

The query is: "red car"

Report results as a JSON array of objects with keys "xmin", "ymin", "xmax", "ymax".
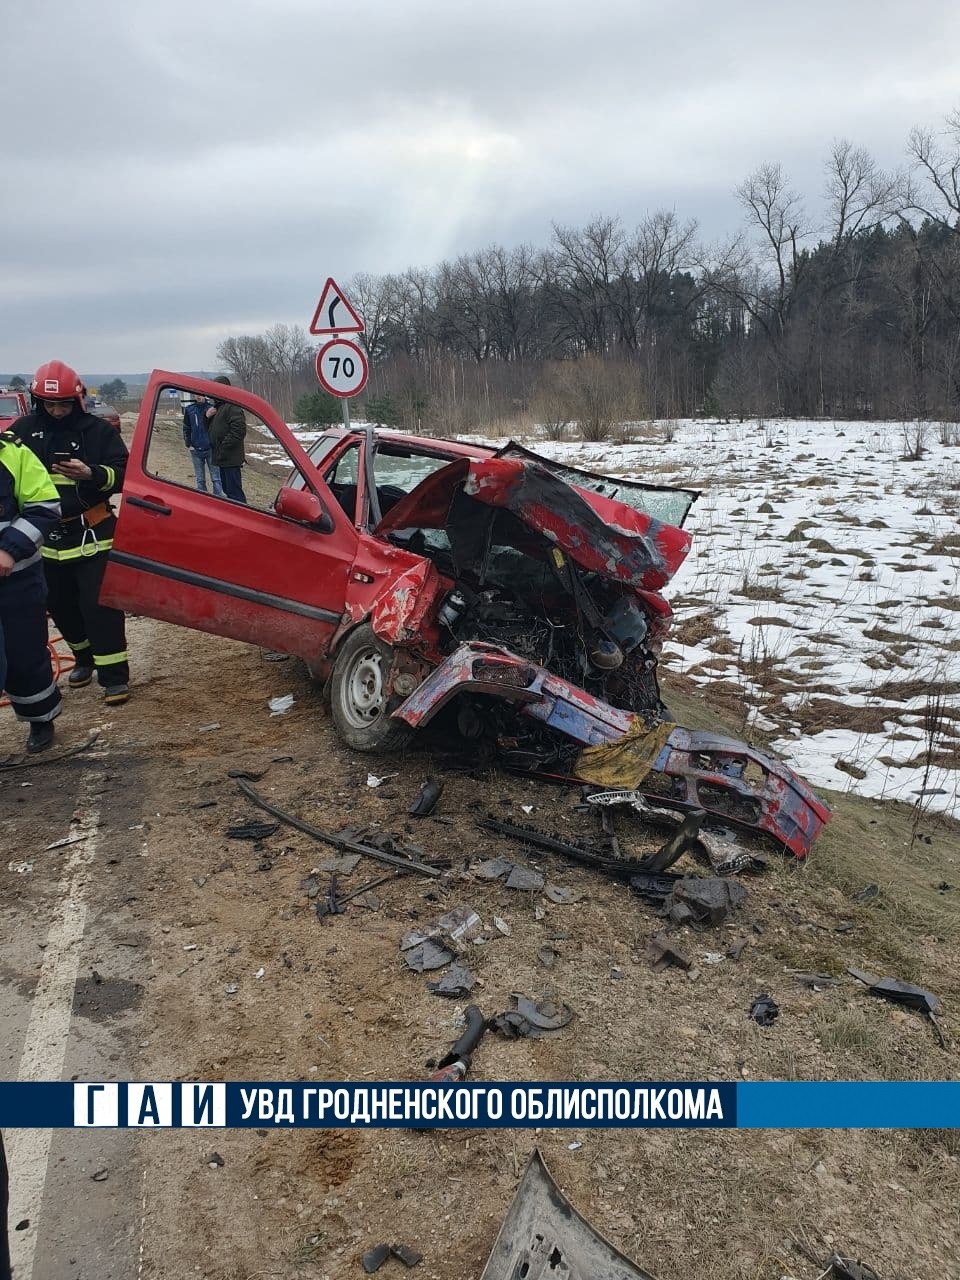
[
  {"xmin": 101, "ymin": 372, "xmax": 829, "ymax": 855},
  {"xmin": 0, "ymin": 388, "xmax": 29, "ymax": 431}
]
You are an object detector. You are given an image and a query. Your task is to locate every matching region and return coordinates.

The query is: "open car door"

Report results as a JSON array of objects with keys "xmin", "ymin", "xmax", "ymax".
[{"xmin": 101, "ymin": 371, "xmax": 357, "ymax": 659}]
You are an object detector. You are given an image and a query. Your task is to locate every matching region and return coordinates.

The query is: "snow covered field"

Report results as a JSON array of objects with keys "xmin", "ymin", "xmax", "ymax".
[
  {"xmin": 528, "ymin": 419, "xmax": 960, "ymax": 817},
  {"xmin": 272, "ymin": 416, "xmax": 959, "ymax": 817}
]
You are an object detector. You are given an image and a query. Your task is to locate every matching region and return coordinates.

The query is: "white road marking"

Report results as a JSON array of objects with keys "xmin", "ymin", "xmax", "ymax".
[{"xmin": 5, "ymin": 771, "xmax": 102, "ymax": 1280}]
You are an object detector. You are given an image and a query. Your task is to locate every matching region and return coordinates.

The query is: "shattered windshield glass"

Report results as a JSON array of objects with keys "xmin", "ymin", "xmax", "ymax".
[{"xmin": 496, "ymin": 441, "xmax": 698, "ymax": 527}]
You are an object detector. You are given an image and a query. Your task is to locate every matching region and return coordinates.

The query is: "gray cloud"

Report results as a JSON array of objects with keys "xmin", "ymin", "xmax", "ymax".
[{"xmin": 3, "ymin": 0, "xmax": 959, "ymax": 373}]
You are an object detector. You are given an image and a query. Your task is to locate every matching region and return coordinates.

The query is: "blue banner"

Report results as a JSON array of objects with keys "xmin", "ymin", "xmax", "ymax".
[{"xmin": 0, "ymin": 1082, "xmax": 956, "ymax": 1129}]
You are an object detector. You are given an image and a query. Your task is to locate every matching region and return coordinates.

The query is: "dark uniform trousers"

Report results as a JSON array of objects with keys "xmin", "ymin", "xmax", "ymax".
[
  {"xmin": 44, "ymin": 518, "xmax": 128, "ymax": 689},
  {"xmin": 0, "ymin": 563, "xmax": 62, "ymax": 723}
]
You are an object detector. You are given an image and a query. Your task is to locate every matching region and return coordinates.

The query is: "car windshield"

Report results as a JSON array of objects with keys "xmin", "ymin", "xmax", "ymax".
[
  {"xmin": 496, "ymin": 441, "xmax": 699, "ymax": 527},
  {"xmin": 0, "ymin": 395, "xmax": 22, "ymax": 418}
]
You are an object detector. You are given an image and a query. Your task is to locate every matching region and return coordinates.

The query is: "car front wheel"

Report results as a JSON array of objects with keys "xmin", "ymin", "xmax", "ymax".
[{"xmin": 329, "ymin": 624, "xmax": 413, "ymax": 753}]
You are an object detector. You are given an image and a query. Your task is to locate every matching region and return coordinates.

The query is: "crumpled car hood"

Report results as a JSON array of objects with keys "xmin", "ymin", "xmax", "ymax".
[{"xmin": 375, "ymin": 456, "xmax": 692, "ymax": 591}]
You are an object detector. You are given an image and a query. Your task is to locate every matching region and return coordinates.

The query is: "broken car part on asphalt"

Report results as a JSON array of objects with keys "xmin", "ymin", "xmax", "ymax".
[
  {"xmin": 409, "ymin": 778, "xmax": 444, "ymax": 816},
  {"xmin": 490, "ymin": 995, "xmax": 574, "ymax": 1040},
  {"xmin": 236, "ymin": 780, "xmax": 443, "ymax": 878},
  {"xmin": 480, "ymin": 1148, "xmax": 657, "ymax": 1280}
]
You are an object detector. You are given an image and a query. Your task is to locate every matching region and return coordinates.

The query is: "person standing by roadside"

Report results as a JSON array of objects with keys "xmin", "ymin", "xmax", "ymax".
[
  {"xmin": 9, "ymin": 360, "xmax": 131, "ymax": 707},
  {"xmin": 0, "ymin": 433, "xmax": 63, "ymax": 751},
  {"xmin": 206, "ymin": 375, "xmax": 247, "ymax": 503},
  {"xmin": 182, "ymin": 394, "xmax": 224, "ymax": 496}
]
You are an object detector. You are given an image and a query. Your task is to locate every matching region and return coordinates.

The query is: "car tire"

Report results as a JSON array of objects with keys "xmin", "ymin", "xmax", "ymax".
[{"xmin": 329, "ymin": 624, "xmax": 413, "ymax": 753}]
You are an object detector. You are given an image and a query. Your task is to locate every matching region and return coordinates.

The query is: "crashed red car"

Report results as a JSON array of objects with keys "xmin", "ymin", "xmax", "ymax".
[
  {"xmin": 102, "ymin": 372, "xmax": 829, "ymax": 856},
  {"xmin": 0, "ymin": 389, "xmax": 29, "ymax": 431}
]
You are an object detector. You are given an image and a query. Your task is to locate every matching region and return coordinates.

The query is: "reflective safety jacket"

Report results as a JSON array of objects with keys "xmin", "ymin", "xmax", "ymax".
[
  {"xmin": 0, "ymin": 437, "xmax": 61, "ymax": 573},
  {"xmin": 9, "ymin": 408, "xmax": 127, "ymax": 560}
]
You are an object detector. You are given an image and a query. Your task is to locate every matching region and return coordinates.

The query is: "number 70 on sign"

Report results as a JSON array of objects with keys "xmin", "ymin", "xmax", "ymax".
[{"xmin": 315, "ymin": 338, "xmax": 369, "ymax": 399}]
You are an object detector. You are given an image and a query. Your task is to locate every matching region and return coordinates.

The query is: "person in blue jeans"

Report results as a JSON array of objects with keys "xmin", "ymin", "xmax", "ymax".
[{"xmin": 182, "ymin": 395, "xmax": 224, "ymax": 497}]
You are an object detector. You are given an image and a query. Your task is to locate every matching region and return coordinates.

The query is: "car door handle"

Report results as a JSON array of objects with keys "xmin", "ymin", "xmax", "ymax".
[{"xmin": 127, "ymin": 495, "xmax": 172, "ymax": 515}]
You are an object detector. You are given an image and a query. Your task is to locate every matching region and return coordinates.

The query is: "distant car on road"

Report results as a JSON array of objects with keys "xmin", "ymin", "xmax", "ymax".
[
  {"xmin": 83, "ymin": 396, "xmax": 122, "ymax": 431},
  {"xmin": 0, "ymin": 388, "xmax": 29, "ymax": 431}
]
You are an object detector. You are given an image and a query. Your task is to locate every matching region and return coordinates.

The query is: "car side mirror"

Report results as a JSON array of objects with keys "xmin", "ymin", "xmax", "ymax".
[{"xmin": 275, "ymin": 486, "xmax": 332, "ymax": 531}]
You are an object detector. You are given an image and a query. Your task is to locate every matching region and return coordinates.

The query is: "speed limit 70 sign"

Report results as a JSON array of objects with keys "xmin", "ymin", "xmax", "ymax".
[{"xmin": 315, "ymin": 338, "xmax": 368, "ymax": 399}]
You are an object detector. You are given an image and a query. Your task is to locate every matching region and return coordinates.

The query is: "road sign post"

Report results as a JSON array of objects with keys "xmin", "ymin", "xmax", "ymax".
[{"xmin": 310, "ymin": 278, "xmax": 367, "ymax": 428}]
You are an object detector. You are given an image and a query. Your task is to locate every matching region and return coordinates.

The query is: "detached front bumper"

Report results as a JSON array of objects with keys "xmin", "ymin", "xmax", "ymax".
[{"xmin": 393, "ymin": 642, "xmax": 830, "ymax": 857}]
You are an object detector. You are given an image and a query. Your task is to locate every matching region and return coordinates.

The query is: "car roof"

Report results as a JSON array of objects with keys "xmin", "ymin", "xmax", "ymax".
[{"xmin": 323, "ymin": 426, "xmax": 494, "ymax": 460}]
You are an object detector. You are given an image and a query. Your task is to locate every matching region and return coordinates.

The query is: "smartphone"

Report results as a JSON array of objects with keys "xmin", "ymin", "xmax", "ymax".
[{"xmin": 52, "ymin": 451, "xmax": 74, "ymax": 463}]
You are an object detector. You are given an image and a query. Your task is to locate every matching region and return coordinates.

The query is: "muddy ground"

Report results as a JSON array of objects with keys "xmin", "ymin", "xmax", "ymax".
[{"xmin": 2, "ymin": 426, "xmax": 960, "ymax": 1280}]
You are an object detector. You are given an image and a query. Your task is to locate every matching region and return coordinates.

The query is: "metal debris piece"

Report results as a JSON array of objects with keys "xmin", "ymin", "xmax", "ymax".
[
  {"xmin": 430, "ymin": 1004, "xmax": 489, "ymax": 1082},
  {"xmin": 236, "ymin": 780, "xmax": 442, "ymax": 878},
  {"xmin": 226, "ymin": 769, "xmax": 266, "ymax": 781},
  {"xmin": 300, "ymin": 875, "xmax": 320, "ymax": 899},
  {"xmin": 646, "ymin": 809, "xmax": 707, "ymax": 872},
  {"xmin": 663, "ymin": 876, "xmax": 747, "ymax": 928},
  {"xmin": 90, "ymin": 1167, "xmax": 109, "ymax": 1182},
  {"xmin": 825, "ymin": 1253, "xmax": 880, "ymax": 1280},
  {"xmin": 748, "ymin": 993, "xmax": 779, "ymax": 1026},
  {"xmin": 225, "ymin": 820, "xmax": 279, "ymax": 841},
  {"xmin": 391, "ymin": 1243, "xmax": 424, "ymax": 1267},
  {"xmin": 409, "ymin": 779, "xmax": 444, "ymax": 817},
  {"xmin": 404, "ymin": 940, "xmax": 456, "ymax": 972},
  {"xmin": 362, "ymin": 1243, "xmax": 392, "ymax": 1273},
  {"xmin": 787, "ymin": 970, "xmax": 840, "ymax": 990},
  {"xmin": 314, "ymin": 854, "xmax": 361, "ymax": 874},
  {"xmin": 538, "ymin": 945, "xmax": 558, "ymax": 969},
  {"xmin": 726, "ymin": 940, "xmax": 747, "ymax": 961},
  {"xmin": 505, "ymin": 864, "xmax": 545, "ymax": 891},
  {"xmin": 848, "ymin": 968, "xmax": 941, "ymax": 1014},
  {"xmin": 480, "ymin": 1148, "xmax": 657, "ymax": 1280},
  {"xmin": 401, "ymin": 905, "xmax": 482, "ymax": 951},
  {"xmin": 492, "ymin": 995, "xmax": 574, "ymax": 1039},
  {"xmin": 427, "ymin": 964, "xmax": 476, "ymax": 997},
  {"xmin": 543, "ymin": 884, "xmax": 580, "ymax": 904},
  {"xmin": 646, "ymin": 934, "xmax": 691, "ymax": 971},
  {"xmin": 493, "ymin": 916, "xmax": 511, "ymax": 936},
  {"xmin": 471, "ymin": 856, "xmax": 514, "ymax": 881},
  {"xmin": 851, "ymin": 883, "xmax": 880, "ymax": 903}
]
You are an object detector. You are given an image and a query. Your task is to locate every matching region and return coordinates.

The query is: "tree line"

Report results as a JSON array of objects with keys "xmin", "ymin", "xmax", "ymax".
[{"xmin": 216, "ymin": 108, "xmax": 960, "ymax": 435}]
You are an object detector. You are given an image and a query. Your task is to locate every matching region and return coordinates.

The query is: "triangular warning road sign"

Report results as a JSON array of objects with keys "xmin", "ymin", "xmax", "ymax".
[{"xmin": 309, "ymin": 277, "xmax": 364, "ymax": 335}]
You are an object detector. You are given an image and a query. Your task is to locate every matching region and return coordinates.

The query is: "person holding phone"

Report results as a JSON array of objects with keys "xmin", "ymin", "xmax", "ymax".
[{"xmin": 8, "ymin": 360, "xmax": 131, "ymax": 706}]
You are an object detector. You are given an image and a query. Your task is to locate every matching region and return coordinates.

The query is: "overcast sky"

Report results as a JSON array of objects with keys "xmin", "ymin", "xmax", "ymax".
[{"xmin": 3, "ymin": 0, "xmax": 959, "ymax": 376}]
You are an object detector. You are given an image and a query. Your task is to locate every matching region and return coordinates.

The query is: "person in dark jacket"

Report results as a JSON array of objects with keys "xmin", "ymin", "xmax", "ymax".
[
  {"xmin": 0, "ymin": 433, "xmax": 63, "ymax": 751},
  {"xmin": 205, "ymin": 375, "xmax": 247, "ymax": 503},
  {"xmin": 182, "ymin": 394, "xmax": 224, "ymax": 496},
  {"xmin": 10, "ymin": 360, "xmax": 131, "ymax": 706}
]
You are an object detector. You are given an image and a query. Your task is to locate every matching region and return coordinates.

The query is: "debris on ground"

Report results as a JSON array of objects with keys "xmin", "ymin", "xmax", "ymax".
[
  {"xmin": 471, "ymin": 856, "xmax": 515, "ymax": 881},
  {"xmin": 491, "ymin": 995, "xmax": 574, "ymax": 1039},
  {"xmin": 225, "ymin": 820, "xmax": 279, "ymax": 841},
  {"xmin": 390, "ymin": 1243, "xmax": 424, "ymax": 1267},
  {"xmin": 362, "ymin": 1242, "xmax": 392, "ymax": 1273},
  {"xmin": 480, "ymin": 1148, "xmax": 656, "ymax": 1280},
  {"xmin": 645, "ymin": 933, "xmax": 691, "ymax": 971},
  {"xmin": 267, "ymin": 694, "xmax": 295, "ymax": 715},
  {"xmin": 787, "ymin": 970, "xmax": 841, "ymax": 990},
  {"xmin": 409, "ymin": 779, "xmax": 444, "ymax": 816},
  {"xmin": 314, "ymin": 854, "xmax": 362, "ymax": 874},
  {"xmin": 748, "ymin": 994, "xmax": 780, "ymax": 1026},
  {"xmin": 505, "ymin": 864, "xmax": 545, "ymax": 891},
  {"xmin": 429, "ymin": 1004, "xmax": 489, "ymax": 1082},
  {"xmin": 848, "ymin": 967, "xmax": 946, "ymax": 1045},
  {"xmin": 825, "ymin": 1252, "xmax": 881, "ymax": 1280},
  {"xmin": 403, "ymin": 939, "xmax": 456, "ymax": 973},
  {"xmin": 401, "ymin": 905, "xmax": 482, "ymax": 951},
  {"xmin": 847, "ymin": 967, "xmax": 941, "ymax": 1014},
  {"xmin": 237, "ymin": 781, "xmax": 443, "ymax": 878},
  {"xmin": 662, "ymin": 876, "xmax": 747, "ymax": 928},
  {"xmin": 426, "ymin": 964, "xmax": 476, "ymax": 997}
]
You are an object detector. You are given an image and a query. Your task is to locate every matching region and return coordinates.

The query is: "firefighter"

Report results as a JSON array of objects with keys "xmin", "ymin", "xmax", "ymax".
[
  {"xmin": 9, "ymin": 360, "xmax": 131, "ymax": 705},
  {"xmin": 0, "ymin": 433, "xmax": 63, "ymax": 751}
]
